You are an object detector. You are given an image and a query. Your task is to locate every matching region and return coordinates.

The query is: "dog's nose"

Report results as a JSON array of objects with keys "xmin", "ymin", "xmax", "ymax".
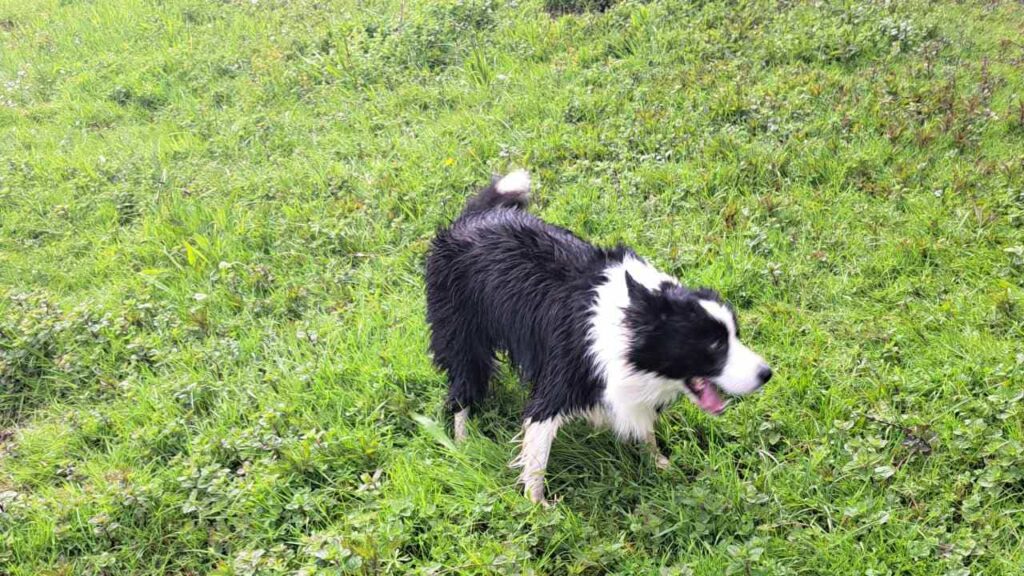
[{"xmin": 757, "ymin": 366, "xmax": 773, "ymax": 385}]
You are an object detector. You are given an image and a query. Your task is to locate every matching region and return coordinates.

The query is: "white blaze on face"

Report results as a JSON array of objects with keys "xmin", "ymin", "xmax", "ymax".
[{"xmin": 698, "ymin": 300, "xmax": 769, "ymax": 395}]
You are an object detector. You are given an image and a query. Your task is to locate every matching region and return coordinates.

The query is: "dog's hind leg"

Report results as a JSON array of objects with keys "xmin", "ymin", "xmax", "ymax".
[
  {"xmin": 512, "ymin": 416, "xmax": 562, "ymax": 505},
  {"xmin": 453, "ymin": 408, "xmax": 470, "ymax": 443},
  {"xmin": 432, "ymin": 325, "xmax": 493, "ymax": 443}
]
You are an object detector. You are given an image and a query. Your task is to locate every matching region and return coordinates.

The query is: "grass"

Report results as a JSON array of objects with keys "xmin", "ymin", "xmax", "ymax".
[{"xmin": 1, "ymin": 0, "xmax": 1023, "ymax": 573}]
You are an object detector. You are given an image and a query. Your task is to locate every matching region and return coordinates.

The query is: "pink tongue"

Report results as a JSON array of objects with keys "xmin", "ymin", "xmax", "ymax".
[{"xmin": 697, "ymin": 384, "xmax": 725, "ymax": 414}]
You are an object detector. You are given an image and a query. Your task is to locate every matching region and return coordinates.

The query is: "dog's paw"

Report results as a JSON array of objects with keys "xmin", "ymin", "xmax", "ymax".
[
  {"xmin": 526, "ymin": 483, "xmax": 551, "ymax": 507},
  {"xmin": 655, "ymin": 453, "xmax": 670, "ymax": 470},
  {"xmin": 530, "ymin": 493, "xmax": 554, "ymax": 508},
  {"xmin": 528, "ymin": 491, "xmax": 546, "ymax": 506}
]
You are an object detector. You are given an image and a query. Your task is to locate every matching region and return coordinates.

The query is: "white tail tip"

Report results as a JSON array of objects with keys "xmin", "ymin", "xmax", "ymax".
[{"xmin": 495, "ymin": 169, "xmax": 531, "ymax": 196}]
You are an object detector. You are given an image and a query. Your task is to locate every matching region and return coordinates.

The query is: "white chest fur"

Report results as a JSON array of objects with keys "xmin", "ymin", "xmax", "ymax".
[{"xmin": 586, "ymin": 257, "xmax": 694, "ymax": 440}]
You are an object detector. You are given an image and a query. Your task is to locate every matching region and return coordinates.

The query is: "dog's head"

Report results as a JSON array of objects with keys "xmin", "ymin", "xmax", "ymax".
[{"xmin": 623, "ymin": 274, "xmax": 771, "ymax": 414}]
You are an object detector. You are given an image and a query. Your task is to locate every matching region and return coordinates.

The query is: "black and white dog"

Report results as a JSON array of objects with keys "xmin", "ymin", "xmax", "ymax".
[{"xmin": 426, "ymin": 170, "xmax": 772, "ymax": 504}]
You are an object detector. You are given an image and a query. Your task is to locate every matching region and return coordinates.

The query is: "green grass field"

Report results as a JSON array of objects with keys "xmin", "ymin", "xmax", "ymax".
[{"xmin": 2, "ymin": 0, "xmax": 1023, "ymax": 573}]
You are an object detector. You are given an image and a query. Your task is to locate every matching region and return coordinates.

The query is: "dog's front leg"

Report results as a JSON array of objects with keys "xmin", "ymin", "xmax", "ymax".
[
  {"xmin": 513, "ymin": 417, "xmax": 561, "ymax": 505},
  {"xmin": 644, "ymin": 430, "xmax": 670, "ymax": 470}
]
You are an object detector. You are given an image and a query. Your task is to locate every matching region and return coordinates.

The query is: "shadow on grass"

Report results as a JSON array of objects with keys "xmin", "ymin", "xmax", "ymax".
[{"xmin": 463, "ymin": 369, "xmax": 726, "ymax": 510}]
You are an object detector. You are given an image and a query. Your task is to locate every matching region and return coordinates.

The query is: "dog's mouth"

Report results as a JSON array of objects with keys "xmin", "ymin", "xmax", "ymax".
[{"xmin": 686, "ymin": 377, "xmax": 727, "ymax": 415}]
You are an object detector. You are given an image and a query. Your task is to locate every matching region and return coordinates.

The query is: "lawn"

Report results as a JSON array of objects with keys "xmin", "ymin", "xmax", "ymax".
[{"xmin": 1, "ymin": 0, "xmax": 1023, "ymax": 573}]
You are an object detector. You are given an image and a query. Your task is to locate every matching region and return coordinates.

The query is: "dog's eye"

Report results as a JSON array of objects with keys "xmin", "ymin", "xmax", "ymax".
[{"xmin": 708, "ymin": 340, "xmax": 724, "ymax": 352}]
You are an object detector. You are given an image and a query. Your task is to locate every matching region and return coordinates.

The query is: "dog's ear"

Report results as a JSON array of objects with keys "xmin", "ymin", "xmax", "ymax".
[
  {"xmin": 626, "ymin": 273, "xmax": 675, "ymax": 320},
  {"xmin": 625, "ymin": 272, "xmax": 651, "ymax": 303}
]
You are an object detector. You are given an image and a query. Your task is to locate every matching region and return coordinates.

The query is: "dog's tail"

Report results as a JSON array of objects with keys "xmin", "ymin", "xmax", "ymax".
[{"xmin": 463, "ymin": 169, "xmax": 531, "ymax": 213}]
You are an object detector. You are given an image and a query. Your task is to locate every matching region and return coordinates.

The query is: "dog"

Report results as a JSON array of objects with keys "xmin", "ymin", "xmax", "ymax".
[{"xmin": 425, "ymin": 170, "xmax": 772, "ymax": 504}]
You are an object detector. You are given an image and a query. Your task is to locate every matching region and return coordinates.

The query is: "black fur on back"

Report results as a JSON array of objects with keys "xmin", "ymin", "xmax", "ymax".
[{"xmin": 426, "ymin": 182, "xmax": 632, "ymax": 422}]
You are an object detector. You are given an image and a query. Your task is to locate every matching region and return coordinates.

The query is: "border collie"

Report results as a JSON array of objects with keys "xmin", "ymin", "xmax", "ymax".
[{"xmin": 426, "ymin": 170, "xmax": 772, "ymax": 504}]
